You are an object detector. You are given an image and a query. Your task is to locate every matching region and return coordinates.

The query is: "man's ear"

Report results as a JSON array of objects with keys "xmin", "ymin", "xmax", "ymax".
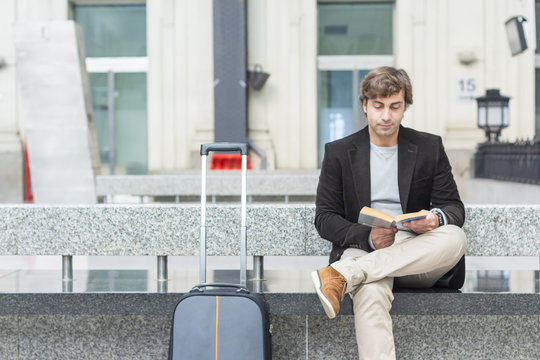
[{"xmin": 362, "ymin": 99, "xmax": 367, "ymax": 114}]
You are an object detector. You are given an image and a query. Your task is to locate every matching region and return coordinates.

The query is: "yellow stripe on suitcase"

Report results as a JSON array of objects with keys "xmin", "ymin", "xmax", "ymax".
[{"xmin": 215, "ymin": 296, "xmax": 219, "ymax": 360}]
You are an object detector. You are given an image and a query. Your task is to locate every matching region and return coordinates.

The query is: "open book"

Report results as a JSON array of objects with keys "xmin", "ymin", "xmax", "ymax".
[{"xmin": 357, "ymin": 206, "xmax": 428, "ymax": 229}]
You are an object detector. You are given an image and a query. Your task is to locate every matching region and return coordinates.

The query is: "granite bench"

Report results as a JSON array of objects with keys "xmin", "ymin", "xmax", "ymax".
[
  {"xmin": 0, "ymin": 204, "xmax": 539, "ymax": 359},
  {"xmin": 1, "ymin": 204, "xmax": 538, "ymax": 278}
]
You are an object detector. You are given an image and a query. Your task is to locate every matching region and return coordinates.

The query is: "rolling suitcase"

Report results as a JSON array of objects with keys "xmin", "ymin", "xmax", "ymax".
[{"xmin": 168, "ymin": 143, "xmax": 272, "ymax": 360}]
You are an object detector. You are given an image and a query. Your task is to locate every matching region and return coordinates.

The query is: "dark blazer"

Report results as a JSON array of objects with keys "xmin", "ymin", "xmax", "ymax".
[{"xmin": 315, "ymin": 125, "xmax": 465, "ymax": 264}]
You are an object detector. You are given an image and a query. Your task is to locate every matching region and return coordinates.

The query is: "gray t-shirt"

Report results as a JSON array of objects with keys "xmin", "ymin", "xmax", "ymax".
[
  {"xmin": 370, "ymin": 142, "xmax": 402, "ymax": 218},
  {"xmin": 367, "ymin": 142, "xmax": 447, "ymax": 249}
]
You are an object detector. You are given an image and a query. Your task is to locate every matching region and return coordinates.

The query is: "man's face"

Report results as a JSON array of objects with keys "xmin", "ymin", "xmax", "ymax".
[{"xmin": 363, "ymin": 90, "xmax": 406, "ymax": 146}]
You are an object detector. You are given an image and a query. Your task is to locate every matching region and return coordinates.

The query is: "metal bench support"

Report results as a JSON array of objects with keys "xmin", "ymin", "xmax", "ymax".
[
  {"xmin": 253, "ymin": 256, "xmax": 264, "ymax": 280},
  {"xmin": 157, "ymin": 256, "xmax": 168, "ymax": 293},
  {"xmin": 157, "ymin": 256, "xmax": 168, "ymax": 282},
  {"xmin": 253, "ymin": 255, "xmax": 264, "ymax": 293},
  {"xmin": 62, "ymin": 255, "xmax": 73, "ymax": 292}
]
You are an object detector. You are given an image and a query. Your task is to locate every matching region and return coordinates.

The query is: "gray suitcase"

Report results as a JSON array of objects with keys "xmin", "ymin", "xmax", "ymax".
[{"xmin": 168, "ymin": 143, "xmax": 272, "ymax": 360}]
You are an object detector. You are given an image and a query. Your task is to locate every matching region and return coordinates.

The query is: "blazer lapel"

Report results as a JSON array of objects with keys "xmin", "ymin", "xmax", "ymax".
[
  {"xmin": 398, "ymin": 128, "xmax": 417, "ymax": 212},
  {"xmin": 348, "ymin": 128, "xmax": 371, "ymax": 208}
]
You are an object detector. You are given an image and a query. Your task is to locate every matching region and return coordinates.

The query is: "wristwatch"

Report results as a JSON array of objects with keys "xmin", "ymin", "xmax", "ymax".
[{"xmin": 431, "ymin": 208, "xmax": 446, "ymax": 227}]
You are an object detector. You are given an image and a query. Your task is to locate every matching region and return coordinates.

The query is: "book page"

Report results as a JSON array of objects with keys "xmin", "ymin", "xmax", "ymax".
[
  {"xmin": 395, "ymin": 210, "xmax": 428, "ymax": 223},
  {"xmin": 359, "ymin": 207, "xmax": 394, "ymax": 223},
  {"xmin": 358, "ymin": 207, "xmax": 396, "ymax": 228}
]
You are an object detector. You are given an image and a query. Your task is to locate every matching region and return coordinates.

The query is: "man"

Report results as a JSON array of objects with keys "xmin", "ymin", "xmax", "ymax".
[{"xmin": 311, "ymin": 66, "xmax": 466, "ymax": 359}]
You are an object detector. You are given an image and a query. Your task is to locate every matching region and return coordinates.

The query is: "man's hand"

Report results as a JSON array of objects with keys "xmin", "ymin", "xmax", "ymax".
[
  {"xmin": 401, "ymin": 210, "xmax": 438, "ymax": 234},
  {"xmin": 371, "ymin": 227, "xmax": 398, "ymax": 249}
]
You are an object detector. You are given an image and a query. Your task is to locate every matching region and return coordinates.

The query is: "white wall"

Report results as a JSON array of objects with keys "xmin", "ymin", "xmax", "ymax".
[
  {"xmin": 146, "ymin": 0, "xmax": 318, "ymax": 170},
  {"xmin": 147, "ymin": 0, "xmax": 214, "ymax": 172},
  {"xmin": 395, "ymin": 0, "xmax": 535, "ymax": 150},
  {"xmin": 247, "ymin": 0, "xmax": 318, "ymax": 169},
  {"xmin": 0, "ymin": 0, "xmax": 18, "ymax": 139},
  {"xmin": 145, "ymin": 0, "xmax": 535, "ymax": 171},
  {"xmin": 2, "ymin": 0, "xmax": 537, "ymax": 176}
]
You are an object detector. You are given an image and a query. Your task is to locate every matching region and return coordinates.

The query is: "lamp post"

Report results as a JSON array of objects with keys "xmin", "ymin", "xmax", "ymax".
[{"xmin": 476, "ymin": 89, "xmax": 510, "ymax": 142}]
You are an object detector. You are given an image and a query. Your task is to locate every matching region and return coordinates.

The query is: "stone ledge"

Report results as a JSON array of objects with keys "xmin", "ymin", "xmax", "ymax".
[
  {"xmin": 1, "ymin": 291, "xmax": 538, "ymax": 316},
  {"xmin": 96, "ymin": 171, "xmax": 319, "ymax": 197}
]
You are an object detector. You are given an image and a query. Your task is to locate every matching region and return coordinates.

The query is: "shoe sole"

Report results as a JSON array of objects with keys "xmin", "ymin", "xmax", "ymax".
[{"xmin": 310, "ymin": 270, "xmax": 337, "ymax": 319}]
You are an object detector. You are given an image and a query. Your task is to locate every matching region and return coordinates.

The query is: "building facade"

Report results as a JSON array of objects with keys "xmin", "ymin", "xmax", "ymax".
[{"xmin": 0, "ymin": 0, "xmax": 537, "ymax": 200}]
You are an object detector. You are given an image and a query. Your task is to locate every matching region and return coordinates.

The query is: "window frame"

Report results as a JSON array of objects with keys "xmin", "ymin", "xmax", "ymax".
[{"xmin": 85, "ymin": 57, "xmax": 148, "ymax": 73}]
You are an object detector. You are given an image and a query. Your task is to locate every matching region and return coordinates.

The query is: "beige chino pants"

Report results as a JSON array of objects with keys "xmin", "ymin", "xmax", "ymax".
[{"xmin": 331, "ymin": 225, "xmax": 467, "ymax": 360}]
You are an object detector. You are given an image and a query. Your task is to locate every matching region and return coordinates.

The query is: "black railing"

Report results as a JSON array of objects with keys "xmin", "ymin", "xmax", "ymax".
[{"xmin": 473, "ymin": 139, "xmax": 540, "ymax": 185}]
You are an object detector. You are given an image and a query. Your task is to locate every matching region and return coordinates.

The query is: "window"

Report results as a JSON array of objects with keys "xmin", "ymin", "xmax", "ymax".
[
  {"xmin": 318, "ymin": 2, "xmax": 393, "ymax": 56},
  {"xmin": 73, "ymin": 2, "xmax": 148, "ymax": 175},
  {"xmin": 317, "ymin": 1, "xmax": 394, "ymax": 165}
]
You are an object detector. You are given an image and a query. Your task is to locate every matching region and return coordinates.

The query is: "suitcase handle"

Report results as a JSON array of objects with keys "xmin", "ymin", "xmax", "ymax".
[
  {"xmin": 191, "ymin": 283, "xmax": 250, "ymax": 294},
  {"xmin": 200, "ymin": 142, "xmax": 249, "ymax": 156},
  {"xmin": 200, "ymin": 143, "xmax": 249, "ymax": 287}
]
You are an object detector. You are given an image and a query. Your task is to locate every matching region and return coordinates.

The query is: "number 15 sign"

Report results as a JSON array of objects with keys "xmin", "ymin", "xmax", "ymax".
[{"xmin": 456, "ymin": 77, "xmax": 477, "ymax": 102}]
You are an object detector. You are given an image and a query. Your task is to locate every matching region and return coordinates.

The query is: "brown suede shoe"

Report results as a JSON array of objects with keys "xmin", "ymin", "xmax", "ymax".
[{"xmin": 311, "ymin": 266, "xmax": 347, "ymax": 319}]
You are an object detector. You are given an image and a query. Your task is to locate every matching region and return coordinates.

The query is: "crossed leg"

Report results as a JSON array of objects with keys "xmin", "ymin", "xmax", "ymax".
[{"xmin": 333, "ymin": 225, "xmax": 467, "ymax": 359}]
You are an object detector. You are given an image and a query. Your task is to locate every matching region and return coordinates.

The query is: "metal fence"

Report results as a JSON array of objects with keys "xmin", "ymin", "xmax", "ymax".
[{"xmin": 473, "ymin": 139, "xmax": 540, "ymax": 185}]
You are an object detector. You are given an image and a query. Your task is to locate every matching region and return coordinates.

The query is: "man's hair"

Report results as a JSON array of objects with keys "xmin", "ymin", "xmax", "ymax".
[{"xmin": 359, "ymin": 66, "xmax": 413, "ymax": 107}]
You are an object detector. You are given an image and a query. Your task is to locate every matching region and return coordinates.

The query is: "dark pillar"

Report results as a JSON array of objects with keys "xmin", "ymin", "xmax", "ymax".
[{"xmin": 213, "ymin": 0, "xmax": 247, "ymax": 143}]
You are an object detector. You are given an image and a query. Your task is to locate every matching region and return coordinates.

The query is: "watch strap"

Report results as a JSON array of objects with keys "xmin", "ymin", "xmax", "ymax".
[{"xmin": 431, "ymin": 208, "xmax": 446, "ymax": 227}]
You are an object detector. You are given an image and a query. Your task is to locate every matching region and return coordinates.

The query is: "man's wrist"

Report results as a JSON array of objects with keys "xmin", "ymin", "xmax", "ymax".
[
  {"xmin": 368, "ymin": 233, "xmax": 377, "ymax": 250},
  {"xmin": 430, "ymin": 208, "xmax": 447, "ymax": 227}
]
